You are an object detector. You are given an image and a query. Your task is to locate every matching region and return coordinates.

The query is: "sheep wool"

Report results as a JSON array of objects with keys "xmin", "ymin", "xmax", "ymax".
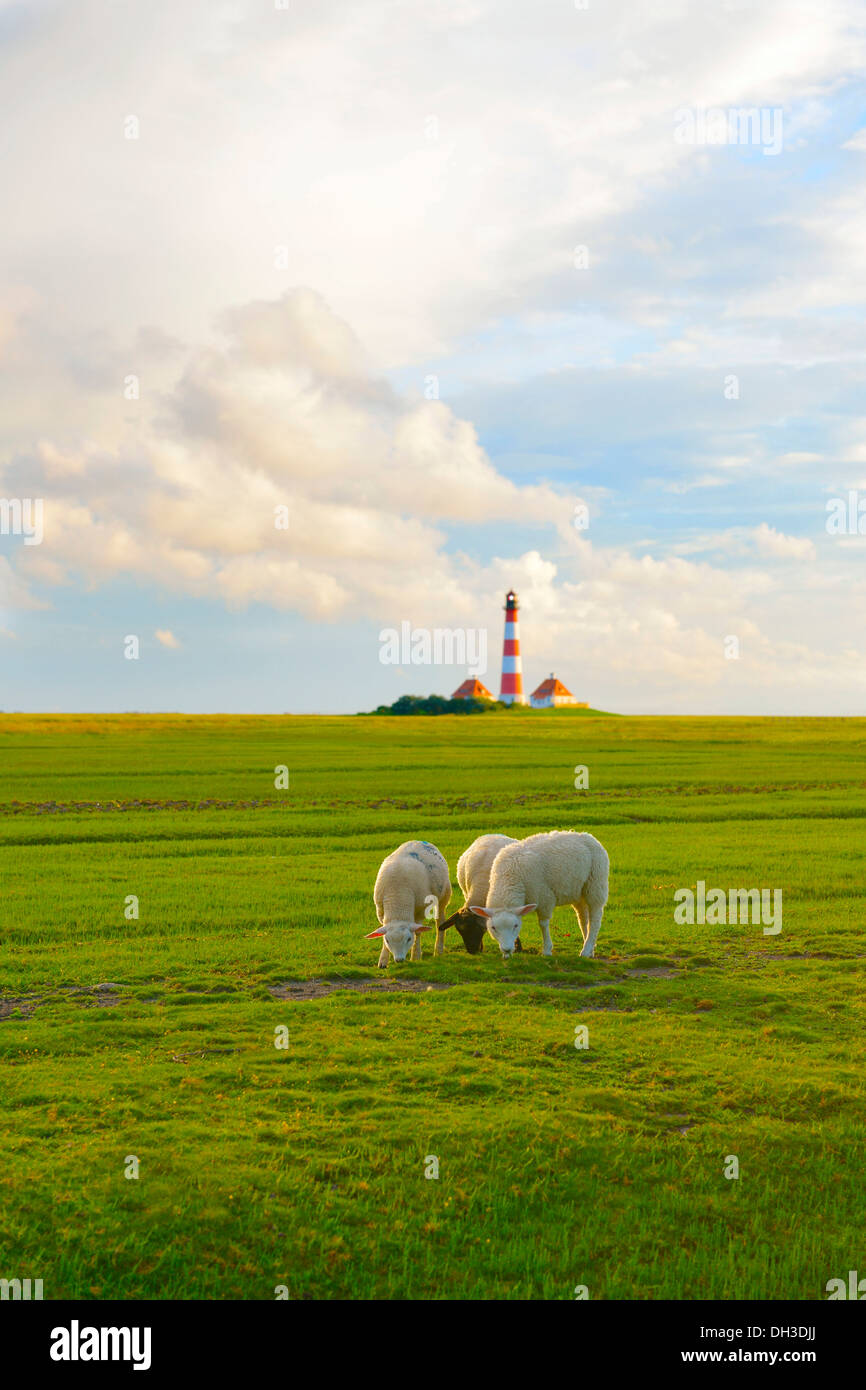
[
  {"xmin": 436, "ymin": 833, "xmax": 519, "ymax": 955},
  {"xmin": 368, "ymin": 840, "xmax": 452, "ymax": 967},
  {"xmin": 479, "ymin": 830, "xmax": 609, "ymax": 960}
]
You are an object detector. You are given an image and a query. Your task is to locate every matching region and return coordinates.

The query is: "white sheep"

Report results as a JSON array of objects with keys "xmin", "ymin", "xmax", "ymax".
[
  {"xmin": 435, "ymin": 833, "xmax": 521, "ymax": 955},
  {"xmin": 472, "ymin": 830, "xmax": 609, "ymax": 960},
  {"xmin": 366, "ymin": 840, "xmax": 452, "ymax": 967}
]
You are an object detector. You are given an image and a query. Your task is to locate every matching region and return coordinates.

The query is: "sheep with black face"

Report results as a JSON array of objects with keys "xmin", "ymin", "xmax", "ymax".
[{"xmin": 436, "ymin": 834, "xmax": 522, "ymax": 955}]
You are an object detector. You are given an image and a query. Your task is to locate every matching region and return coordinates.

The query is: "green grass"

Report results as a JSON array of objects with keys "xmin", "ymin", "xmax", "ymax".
[{"xmin": 1, "ymin": 713, "xmax": 864, "ymax": 1300}]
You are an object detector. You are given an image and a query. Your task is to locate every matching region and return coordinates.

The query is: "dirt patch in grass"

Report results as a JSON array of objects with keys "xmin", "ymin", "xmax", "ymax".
[
  {"xmin": 0, "ymin": 995, "xmax": 40, "ymax": 1020},
  {"xmin": 68, "ymin": 983, "xmax": 122, "ymax": 1007},
  {"xmin": 9, "ymin": 774, "xmax": 858, "ymax": 818},
  {"xmin": 270, "ymin": 976, "xmax": 628, "ymax": 1000},
  {"xmin": 0, "ymin": 982, "xmax": 121, "ymax": 1020},
  {"xmin": 0, "ymin": 797, "xmax": 296, "ymax": 816},
  {"xmin": 269, "ymin": 978, "xmax": 455, "ymax": 1001}
]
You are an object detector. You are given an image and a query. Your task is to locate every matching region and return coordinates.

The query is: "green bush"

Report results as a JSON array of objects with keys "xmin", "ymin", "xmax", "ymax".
[{"xmin": 367, "ymin": 693, "xmax": 509, "ymax": 715}]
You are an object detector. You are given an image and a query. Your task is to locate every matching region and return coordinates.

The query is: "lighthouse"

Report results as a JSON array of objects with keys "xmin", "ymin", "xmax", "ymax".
[{"xmin": 499, "ymin": 589, "xmax": 527, "ymax": 704}]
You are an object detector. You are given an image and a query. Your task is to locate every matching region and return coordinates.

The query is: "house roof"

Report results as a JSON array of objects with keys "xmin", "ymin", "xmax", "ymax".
[
  {"xmin": 531, "ymin": 673, "xmax": 573, "ymax": 698},
  {"xmin": 452, "ymin": 678, "xmax": 493, "ymax": 699}
]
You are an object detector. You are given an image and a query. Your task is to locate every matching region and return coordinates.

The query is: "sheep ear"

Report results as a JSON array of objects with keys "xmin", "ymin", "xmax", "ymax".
[
  {"xmin": 365, "ymin": 926, "xmax": 387, "ymax": 938},
  {"xmin": 414, "ymin": 921, "xmax": 433, "ymax": 933},
  {"xmin": 439, "ymin": 907, "xmax": 473, "ymax": 930},
  {"xmin": 470, "ymin": 906, "xmax": 492, "ymax": 919},
  {"xmin": 517, "ymin": 903, "xmax": 537, "ymax": 917}
]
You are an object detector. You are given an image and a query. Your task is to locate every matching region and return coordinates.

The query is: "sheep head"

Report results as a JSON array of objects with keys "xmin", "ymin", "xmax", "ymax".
[
  {"xmin": 365, "ymin": 920, "xmax": 430, "ymax": 962},
  {"xmin": 438, "ymin": 906, "xmax": 487, "ymax": 954},
  {"xmin": 470, "ymin": 903, "xmax": 536, "ymax": 959}
]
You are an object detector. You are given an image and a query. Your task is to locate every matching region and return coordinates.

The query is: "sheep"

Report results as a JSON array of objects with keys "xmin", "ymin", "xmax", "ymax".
[
  {"xmin": 471, "ymin": 830, "xmax": 609, "ymax": 960},
  {"xmin": 366, "ymin": 840, "xmax": 452, "ymax": 967},
  {"xmin": 436, "ymin": 833, "xmax": 523, "ymax": 955}
]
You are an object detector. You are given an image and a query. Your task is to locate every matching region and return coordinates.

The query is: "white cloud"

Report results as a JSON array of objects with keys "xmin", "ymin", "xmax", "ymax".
[
  {"xmin": 3, "ymin": 2, "xmax": 866, "ymax": 711},
  {"xmin": 751, "ymin": 522, "xmax": 817, "ymax": 560},
  {"xmin": 2, "ymin": 289, "xmax": 863, "ymax": 710},
  {"xmin": 4, "ymin": 291, "xmax": 577, "ymax": 619},
  {"xmin": 0, "ymin": 555, "xmax": 49, "ymax": 612},
  {"xmin": 1, "ymin": 0, "xmax": 864, "ymax": 367}
]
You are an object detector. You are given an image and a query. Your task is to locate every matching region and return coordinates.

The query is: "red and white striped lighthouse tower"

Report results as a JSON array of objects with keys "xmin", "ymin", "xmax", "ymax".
[{"xmin": 499, "ymin": 589, "xmax": 527, "ymax": 704}]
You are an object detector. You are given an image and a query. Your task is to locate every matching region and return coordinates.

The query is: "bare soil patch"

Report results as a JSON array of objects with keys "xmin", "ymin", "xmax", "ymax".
[
  {"xmin": 0, "ymin": 982, "xmax": 121, "ymax": 1020},
  {"xmin": 269, "ymin": 978, "xmax": 454, "ymax": 1001}
]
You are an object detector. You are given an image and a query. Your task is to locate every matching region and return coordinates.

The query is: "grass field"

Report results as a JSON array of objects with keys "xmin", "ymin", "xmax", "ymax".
[{"xmin": 1, "ymin": 711, "xmax": 865, "ymax": 1301}]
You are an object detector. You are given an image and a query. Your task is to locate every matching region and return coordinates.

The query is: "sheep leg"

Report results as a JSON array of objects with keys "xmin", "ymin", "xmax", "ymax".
[
  {"xmin": 434, "ymin": 891, "xmax": 450, "ymax": 956},
  {"xmin": 580, "ymin": 903, "xmax": 604, "ymax": 959},
  {"xmin": 539, "ymin": 917, "xmax": 553, "ymax": 956},
  {"xmin": 377, "ymin": 942, "xmax": 389, "ymax": 968},
  {"xmin": 411, "ymin": 933, "xmax": 423, "ymax": 962},
  {"xmin": 574, "ymin": 899, "xmax": 590, "ymax": 945}
]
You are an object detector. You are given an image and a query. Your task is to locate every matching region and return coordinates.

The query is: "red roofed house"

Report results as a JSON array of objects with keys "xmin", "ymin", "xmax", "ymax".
[
  {"xmin": 530, "ymin": 674, "xmax": 586, "ymax": 709},
  {"xmin": 452, "ymin": 677, "xmax": 493, "ymax": 700}
]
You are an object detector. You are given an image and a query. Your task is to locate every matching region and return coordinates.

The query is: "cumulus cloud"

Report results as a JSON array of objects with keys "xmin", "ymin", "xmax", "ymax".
[
  {"xmin": 3, "ymin": 1, "xmax": 866, "ymax": 711},
  {"xmin": 1, "ymin": 0, "xmax": 864, "ymax": 369},
  {"xmin": 751, "ymin": 522, "xmax": 817, "ymax": 560},
  {"xmin": 4, "ymin": 291, "xmax": 579, "ymax": 621},
  {"xmin": 2, "ymin": 287, "xmax": 863, "ymax": 711}
]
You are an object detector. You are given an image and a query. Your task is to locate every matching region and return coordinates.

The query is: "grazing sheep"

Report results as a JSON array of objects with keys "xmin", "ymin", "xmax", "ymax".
[
  {"xmin": 436, "ymin": 834, "xmax": 522, "ymax": 955},
  {"xmin": 366, "ymin": 840, "xmax": 452, "ymax": 967},
  {"xmin": 472, "ymin": 830, "xmax": 609, "ymax": 960}
]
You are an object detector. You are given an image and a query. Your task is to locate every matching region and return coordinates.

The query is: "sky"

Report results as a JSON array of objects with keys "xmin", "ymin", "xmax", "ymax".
[{"xmin": 1, "ymin": 0, "xmax": 866, "ymax": 714}]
